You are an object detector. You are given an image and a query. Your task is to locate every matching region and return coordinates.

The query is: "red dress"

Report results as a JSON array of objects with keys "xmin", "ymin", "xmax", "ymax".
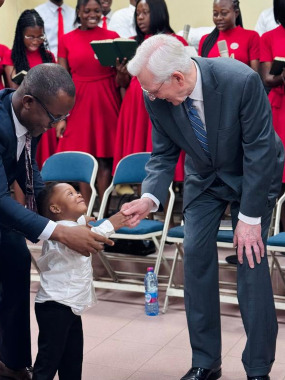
[
  {"xmin": 260, "ymin": 25, "xmax": 285, "ymax": 181},
  {"xmin": 0, "ymin": 44, "xmax": 10, "ymax": 90},
  {"xmin": 198, "ymin": 25, "xmax": 260, "ymax": 65},
  {"xmin": 3, "ymin": 49, "xmax": 57, "ymax": 169},
  {"xmin": 56, "ymin": 27, "xmax": 121, "ymax": 160},
  {"xmin": 113, "ymin": 34, "xmax": 187, "ymax": 181}
]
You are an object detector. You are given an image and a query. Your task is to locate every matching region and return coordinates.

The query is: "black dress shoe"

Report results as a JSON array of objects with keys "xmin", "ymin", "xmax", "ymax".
[
  {"xmin": 247, "ymin": 376, "xmax": 270, "ymax": 380},
  {"xmin": 181, "ymin": 366, "xmax": 222, "ymax": 380}
]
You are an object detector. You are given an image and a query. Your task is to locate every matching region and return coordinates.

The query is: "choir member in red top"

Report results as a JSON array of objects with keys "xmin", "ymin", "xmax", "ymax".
[
  {"xmin": 0, "ymin": 44, "xmax": 9, "ymax": 89},
  {"xmin": 198, "ymin": 0, "xmax": 260, "ymax": 72},
  {"xmin": 113, "ymin": 0, "xmax": 189, "ymax": 184},
  {"xmin": 260, "ymin": 0, "xmax": 285, "ymax": 226},
  {"xmin": 57, "ymin": 0, "xmax": 121, "ymax": 203}
]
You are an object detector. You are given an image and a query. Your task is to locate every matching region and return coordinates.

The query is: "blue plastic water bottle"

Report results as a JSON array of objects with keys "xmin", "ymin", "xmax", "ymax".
[{"xmin": 144, "ymin": 267, "xmax": 159, "ymax": 316}]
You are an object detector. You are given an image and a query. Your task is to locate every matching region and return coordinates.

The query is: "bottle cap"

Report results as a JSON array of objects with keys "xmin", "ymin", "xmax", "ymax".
[{"xmin": 147, "ymin": 267, "xmax": 154, "ymax": 272}]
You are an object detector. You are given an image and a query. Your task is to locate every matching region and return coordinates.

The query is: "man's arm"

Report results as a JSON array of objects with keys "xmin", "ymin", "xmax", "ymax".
[{"xmin": 234, "ymin": 71, "xmax": 280, "ymax": 268}]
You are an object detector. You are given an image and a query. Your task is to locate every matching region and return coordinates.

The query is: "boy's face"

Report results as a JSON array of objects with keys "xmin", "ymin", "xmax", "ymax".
[{"xmin": 49, "ymin": 183, "xmax": 87, "ymax": 220}]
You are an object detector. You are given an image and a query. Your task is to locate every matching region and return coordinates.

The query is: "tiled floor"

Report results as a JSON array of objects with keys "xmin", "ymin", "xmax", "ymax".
[{"xmin": 29, "ymin": 279, "xmax": 285, "ymax": 380}]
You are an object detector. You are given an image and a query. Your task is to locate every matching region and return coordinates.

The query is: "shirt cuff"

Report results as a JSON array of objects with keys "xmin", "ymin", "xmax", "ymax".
[
  {"xmin": 141, "ymin": 193, "xmax": 159, "ymax": 212},
  {"xmin": 91, "ymin": 219, "xmax": 115, "ymax": 238},
  {"xmin": 38, "ymin": 221, "xmax": 57, "ymax": 240},
  {"xmin": 238, "ymin": 212, "xmax": 261, "ymax": 225}
]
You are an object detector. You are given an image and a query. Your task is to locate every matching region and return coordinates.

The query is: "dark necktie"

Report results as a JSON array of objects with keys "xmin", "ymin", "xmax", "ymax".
[
  {"xmin": 57, "ymin": 7, "xmax": 64, "ymax": 56},
  {"xmin": 184, "ymin": 97, "xmax": 211, "ymax": 158},
  {"xmin": 102, "ymin": 16, "xmax": 108, "ymax": 29},
  {"xmin": 25, "ymin": 133, "xmax": 37, "ymax": 212}
]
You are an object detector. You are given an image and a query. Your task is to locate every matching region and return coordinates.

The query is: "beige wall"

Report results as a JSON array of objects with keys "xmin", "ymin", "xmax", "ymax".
[{"xmin": 0, "ymin": 0, "xmax": 273, "ymax": 48}]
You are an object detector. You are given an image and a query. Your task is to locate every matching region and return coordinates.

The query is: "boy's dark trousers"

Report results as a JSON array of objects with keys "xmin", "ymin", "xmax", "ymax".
[{"xmin": 33, "ymin": 301, "xmax": 83, "ymax": 380}]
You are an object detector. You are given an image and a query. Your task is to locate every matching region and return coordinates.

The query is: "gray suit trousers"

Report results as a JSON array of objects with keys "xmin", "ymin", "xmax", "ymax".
[{"xmin": 183, "ymin": 182, "xmax": 278, "ymax": 377}]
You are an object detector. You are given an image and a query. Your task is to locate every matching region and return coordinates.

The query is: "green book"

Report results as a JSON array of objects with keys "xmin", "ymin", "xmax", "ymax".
[
  {"xmin": 11, "ymin": 70, "xmax": 27, "ymax": 85},
  {"xmin": 269, "ymin": 56, "xmax": 285, "ymax": 76},
  {"xmin": 90, "ymin": 38, "xmax": 138, "ymax": 67}
]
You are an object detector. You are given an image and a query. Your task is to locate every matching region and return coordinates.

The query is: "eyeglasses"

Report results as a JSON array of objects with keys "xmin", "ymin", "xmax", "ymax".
[
  {"xmin": 24, "ymin": 35, "xmax": 46, "ymax": 42},
  {"xmin": 26, "ymin": 93, "xmax": 70, "ymax": 126},
  {"xmin": 141, "ymin": 81, "xmax": 165, "ymax": 101}
]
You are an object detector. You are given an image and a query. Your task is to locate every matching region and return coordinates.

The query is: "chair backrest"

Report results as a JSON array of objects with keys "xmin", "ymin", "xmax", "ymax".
[
  {"xmin": 113, "ymin": 153, "xmax": 151, "ymax": 185},
  {"xmin": 41, "ymin": 151, "xmax": 98, "ymax": 216}
]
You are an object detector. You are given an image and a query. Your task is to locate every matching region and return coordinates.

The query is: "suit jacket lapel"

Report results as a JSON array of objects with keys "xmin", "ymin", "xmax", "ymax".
[{"xmin": 193, "ymin": 58, "xmax": 222, "ymax": 165}]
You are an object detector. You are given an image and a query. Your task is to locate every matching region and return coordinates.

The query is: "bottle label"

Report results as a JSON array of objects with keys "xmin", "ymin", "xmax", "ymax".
[{"xmin": 145, "ymin": 292, "xmax": 158, "ymax": 303}]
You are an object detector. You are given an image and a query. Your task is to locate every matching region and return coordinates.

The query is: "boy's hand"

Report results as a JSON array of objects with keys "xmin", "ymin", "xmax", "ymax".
[{"xmin": 108, "ymin": 211, "xmax": 132, "ymax": 231}]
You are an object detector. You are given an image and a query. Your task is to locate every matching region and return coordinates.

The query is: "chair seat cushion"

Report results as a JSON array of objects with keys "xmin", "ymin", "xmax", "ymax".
[
  {"xmin": 267, "ymin": 232, "xmax": 285, "ymax": 247},
  {"xmin": 90, "ymin": 219, "xmax": 164, "ymax": 235},
  {"xmin": 217, "ymin": 229, "xmax": 234, "ymax": 243},
  {"xmin": 167, "ymin": 226, "xmax": 234, "ymax": 243},
  {"xmin": 167, "ymin": 225, "xmax": 184, "ymax": 238}
]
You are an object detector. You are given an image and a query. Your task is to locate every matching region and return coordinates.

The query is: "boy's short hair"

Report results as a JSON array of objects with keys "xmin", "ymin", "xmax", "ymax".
[{"xmin": 37, "ymin": 182, "xmax": 60, "ymax": 219}]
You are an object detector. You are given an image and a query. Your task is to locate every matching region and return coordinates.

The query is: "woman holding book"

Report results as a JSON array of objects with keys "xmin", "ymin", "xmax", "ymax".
[
  {"xmin": 57, "ymin": 0, "xmax": 121, "ymax": 203},
  {"xmin": 198, "ymin": 0, "xmax": 260, "ymax": 72},
  {"xmin": 260, "ymin": 0, "xmax": 285, "ymax": 226},
  {"xmin": 112, "ymin": 0, "xmax": 192, "ymax": 185}
]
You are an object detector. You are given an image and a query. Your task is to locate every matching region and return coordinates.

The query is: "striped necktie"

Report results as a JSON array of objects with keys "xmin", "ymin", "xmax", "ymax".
[
  {"xmin": 184, "ymin": 97, "xmax": 211, "ymax": 158},
  {"xmin": 25, "ymin": 132, "xmax": 37, "ymax": 212}
]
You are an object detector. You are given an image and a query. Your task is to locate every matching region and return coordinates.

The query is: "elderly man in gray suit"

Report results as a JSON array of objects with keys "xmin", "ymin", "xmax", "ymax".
[{"xmin": 121, "ymin": 34, "xmax": 284, "ymax": 380}]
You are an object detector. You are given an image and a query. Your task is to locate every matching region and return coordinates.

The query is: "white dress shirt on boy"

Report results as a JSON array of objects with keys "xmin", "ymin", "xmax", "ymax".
[{"xmin": 35, "ymin": 218, "xmax": 114, "ymax": 315}]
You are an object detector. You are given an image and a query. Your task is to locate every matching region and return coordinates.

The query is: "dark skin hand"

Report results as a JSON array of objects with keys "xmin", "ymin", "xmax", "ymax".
[
  {"xmin": 115, "ymin": 57, "xmax": 131, "ymax": 88},
  {"xmin": 51, "ymin": 224, "xmax": 114, "ymax": 257}
]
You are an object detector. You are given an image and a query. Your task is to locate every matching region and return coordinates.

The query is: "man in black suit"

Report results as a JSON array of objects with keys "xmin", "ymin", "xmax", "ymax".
[
  {"xmin": 122, "ymin": 35, "xmax": 284, "ymax": 380},
  {"xmin": 0, "ymin": 64, "xmax": 113, "ymax": 379}
]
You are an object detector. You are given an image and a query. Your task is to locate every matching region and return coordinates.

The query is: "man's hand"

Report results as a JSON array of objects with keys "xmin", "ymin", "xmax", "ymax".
[
  {"xmin": 233, "ymin": 220, "xmax": 264, "ymax": 268},
  {"xmin": 121, "ymin": 198, "xmax": 154, "ymax": 227},
  {"xmin": 51, "ymin": 224, "xmax": 114, "ymax": 257}
]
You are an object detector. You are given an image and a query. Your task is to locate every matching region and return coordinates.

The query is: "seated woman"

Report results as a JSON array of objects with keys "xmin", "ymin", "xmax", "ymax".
[{"xmin": 198, "ymin": 0, "xmax": 260, "ymax": 72}]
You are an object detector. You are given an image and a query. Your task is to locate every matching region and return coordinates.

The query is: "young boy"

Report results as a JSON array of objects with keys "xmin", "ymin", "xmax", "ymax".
[{"xmin": 33, "ymin": 182, "xmax": 129, "ymax": 380}]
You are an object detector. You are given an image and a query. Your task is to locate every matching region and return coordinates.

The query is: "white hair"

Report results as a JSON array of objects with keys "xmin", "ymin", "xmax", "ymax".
[{"xmin": 127, "ymin": 34, "xmax": 194, "ymax": 83}]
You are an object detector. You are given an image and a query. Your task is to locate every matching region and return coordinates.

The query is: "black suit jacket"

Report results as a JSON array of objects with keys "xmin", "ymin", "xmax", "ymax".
[
  {"xmin": 0, "ymin": 89, "xmax": 49, "ymax": 243},
  {"xmin": 142, "ymin": 58, "xmax": 284, "ymax": 217}
]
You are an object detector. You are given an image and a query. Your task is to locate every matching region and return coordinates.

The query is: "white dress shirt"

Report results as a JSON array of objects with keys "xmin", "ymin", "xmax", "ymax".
[
  {"xmin": 255, "ymin": 7, "xmax": 278, "ymax": 36},
  {"xmin": 35, "ymin": 218, "xmax": 115, "ymax": 315},
  {"xmin": 108, "ymin": 4, "xmax": 136, "ymax": 38},
  {"xmin": 35, "ymin": 1, "xmax": 76, "ymax": 58},
  {"xmin": 98, "ymin": 11, "xmax": 113, "ymax": 28},
  {"xmin": 142, "ymin": 62, "xmax": 261, "ymax": 225}
]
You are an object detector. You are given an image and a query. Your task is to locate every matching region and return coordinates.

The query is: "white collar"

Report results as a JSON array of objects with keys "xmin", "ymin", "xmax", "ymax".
[
  {"xmin": 189, "ymin": 60, "xmax": 203, "ymax": 102},
  {"xmin": 11, "ymin": 104, "xmax": 28, "ymax": 138}
]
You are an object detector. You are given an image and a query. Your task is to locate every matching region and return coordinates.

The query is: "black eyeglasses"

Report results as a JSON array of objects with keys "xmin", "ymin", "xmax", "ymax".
[{"xmin": 26, "ymin": 93, "xmax": 70, "ymax": 126}]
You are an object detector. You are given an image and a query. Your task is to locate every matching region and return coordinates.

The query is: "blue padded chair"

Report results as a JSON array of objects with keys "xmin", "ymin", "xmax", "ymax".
[
  {"xmin": 93, "ymin": 152, "xmax": 175, "ymax": 293},
  {"xmin": 267, "ymin": 193, "xmax": 285, "ymax": 299},
  {"xmin": 162, "ymin": 224, "xmax": 237, "ymax": 313},
  {"xmin": 41, "ymin": 151, "xmax": 98, "ymax": 216}
]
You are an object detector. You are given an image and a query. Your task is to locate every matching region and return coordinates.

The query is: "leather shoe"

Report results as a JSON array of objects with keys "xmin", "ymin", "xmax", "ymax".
[
  {"xmin": 181, "ymin": 366, "xmax": 222, "ymax": 380},
  {"xmin": 247, "ymin": 376, "xmax": 270, "ymax": 380},
  {"xmin": 0, "ymin": 361, "xmax": 32, "ymax": 380}
]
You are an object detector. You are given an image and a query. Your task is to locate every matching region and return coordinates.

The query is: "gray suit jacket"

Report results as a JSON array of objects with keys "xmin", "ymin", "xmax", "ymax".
[{"xmin": 142, "ymin": 57, "xmax": 284, "ymax": 218}]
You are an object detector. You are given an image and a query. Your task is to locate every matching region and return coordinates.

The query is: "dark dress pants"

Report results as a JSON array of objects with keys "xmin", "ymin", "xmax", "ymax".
[
  {"xmin": 33, "ymin": 301, "xmax": 83, "ymax": 380},
  {"xmin": 0, "ymin": 229, "xmax": 32, "ymax": 369},
  {"xmin": 183, "ymin": 183, "xmax": 278, "ymax": 377}
]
